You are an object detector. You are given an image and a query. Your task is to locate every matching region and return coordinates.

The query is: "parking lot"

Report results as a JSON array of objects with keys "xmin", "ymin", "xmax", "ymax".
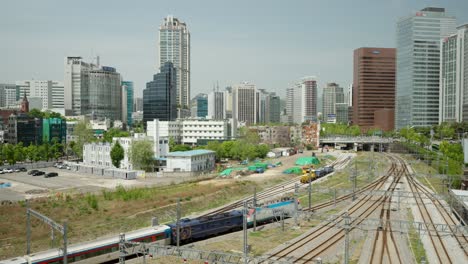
[{"xmin": 0, "ymin": 166, "xmax": 148, "ymax": 201}]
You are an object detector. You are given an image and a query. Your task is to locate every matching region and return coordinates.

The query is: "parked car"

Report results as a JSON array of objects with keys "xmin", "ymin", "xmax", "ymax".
[
  {"xmin": 13, "ymin": 167, "xmax": 20, "ymax": 172},
  {"xmin": 18, "ymin": 167, "xmax": 27, "ymax": 172},
  {"xmin": 255, "ymin": 168, "xmax": 265, "ymax": 174},
  {"xmin": 28, "ymin": 170, "xmax": 39, "ymax": 175},
  {"xmin": 32, "ymin": 171, "xmax": 45, "ymax": 176},
  {"xmin": 3, "ymin": 168, "xmax": 13, "ymax": 173},
  {"xmin": 45, "ymin": 172, "xmax": 58, "ymax": 178},
  {"xmin": 65, "ymin": 166, "xmax": 71, "ymax": 170}
]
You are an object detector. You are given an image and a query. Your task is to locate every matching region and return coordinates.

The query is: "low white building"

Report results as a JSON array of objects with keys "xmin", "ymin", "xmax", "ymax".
[
  {"xmin": 165, "ymin": 149, "xmax": 216, "ymax": 172},
  {"xmin": 83, "ymin": 142, "xmax": 112, "ymax": 168}
]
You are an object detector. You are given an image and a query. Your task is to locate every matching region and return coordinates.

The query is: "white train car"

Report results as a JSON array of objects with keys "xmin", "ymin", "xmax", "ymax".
[{"xmin": 0, "ymin": 225, "xmax": 171, "ymax": 264}]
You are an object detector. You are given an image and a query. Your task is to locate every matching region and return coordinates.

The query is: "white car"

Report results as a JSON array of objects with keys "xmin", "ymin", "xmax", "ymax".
[{"xmin": 3, "ymin": 168, "xmax": 13, "ymax": 173}]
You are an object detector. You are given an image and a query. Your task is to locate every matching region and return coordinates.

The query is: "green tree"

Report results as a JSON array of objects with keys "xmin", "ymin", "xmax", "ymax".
[
  {"xmin": 3, "ymin": 144, "xmax": 15, "ymax": 165},
  {"xmin": 27, "ymin": 108, "xmax": 44, "ymax": 118},
  {"xmin": 39, "ymin": 143, "xmax": 50, "ymax": 161},
  {"xmin": 13, "ymin": 143, "xmax": 25, "ymax": 163},
  {"xmin": 26, "ymin": 144, "xmax": 40, "ymax": 162},
  {"xmin": 72, "ymin": 120, "xmax": 94, "ymax": 158},
  {"xmin": 171, "ymin": 144, "xmax": 191, "ymax": 152},
  {"xmin": 50, "ymin": 137, "xmax": 63, "ymax": 160},
  {"xmin": 129, "ymin": 139, "xmax": 154, "ymax": 171},
  {"xmin": 110, "ymin": 141, "xmax": 125, "ymax": 168},
  {"xmin": 103, "ymin": 128, "xmax": 130, "ymax": 143}
]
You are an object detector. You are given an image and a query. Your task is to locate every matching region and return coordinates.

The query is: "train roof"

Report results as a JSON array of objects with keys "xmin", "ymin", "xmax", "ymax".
[
  {"xmin": 0, "ymin": 257, "xmax": 27, "ymax": 264},
  {"xmin": 8, "ymin": 225, "xmax": 170, "ymax": 263},
  {"xmin": 168, "ymin": 211, "xmax": 243, "ymax": 228}
]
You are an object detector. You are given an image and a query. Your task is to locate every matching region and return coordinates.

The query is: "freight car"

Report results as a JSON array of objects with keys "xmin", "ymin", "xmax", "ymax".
[{"xmin": 247, "ymin": 198, "xmax": 298, "ymax": 224}]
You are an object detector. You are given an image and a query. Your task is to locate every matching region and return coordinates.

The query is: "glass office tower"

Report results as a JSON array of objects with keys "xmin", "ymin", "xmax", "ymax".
[
  {"xmin": 395, "ymin": 7, "xmax": 456, "ymax": 129},
  {"xmin": 143, "ymin": 62, "xmax": 177, "ymax": 125}
]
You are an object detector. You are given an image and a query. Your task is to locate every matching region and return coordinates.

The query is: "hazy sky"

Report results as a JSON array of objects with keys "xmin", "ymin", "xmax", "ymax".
[{"xmin": 2, "ymin": 0, "xmax": 468, "ymax": 98}]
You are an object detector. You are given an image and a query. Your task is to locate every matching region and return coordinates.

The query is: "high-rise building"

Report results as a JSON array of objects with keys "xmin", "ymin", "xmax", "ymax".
[
  {"xmin": 269, "ymin": 94, "xmax": 281, "ymax": 123},
  {"xmin": 286, "ymin": 77, "xmax": 318, "ymax": 124},
  {"xmin": 16, "ymin": 80, "xmax": 64, "ymax": 110},
  {"xmin": 196, "ymin": 94, "xmax": 208, "ymax": 118},
  {"xmin": 159, "ymin": 15, "xmax": 190, "ymax": 116},
  {"xmin": 353, "ymin": 47, "xmax": 396, "ymax": 130},
  {"xmin": 440, "ymin": 24, "xmax": 468, "ymax": 123},
  {"xmin": 86, "ymin": 66, "xmax": 122, "ymax": 121},
  {"xmin": 322, "ymin": 83, "xmax": 345, "ymax": 123},
  {"xmin": 64, "ymin": 57, "xmax": 122, "ymax": 121},
  {"xmin": 42, "ymin": 118, "xmax": 67, "ymax": 143},
  {"xmin": 396, "ymin": 7, "xmax": 456, "ymax": 129},
  {"xmin": 122, "ymin": 81, "xmax": 134, "ymax": 127},
  {"xmin": 0, "ymin": 84, "xmax": 18, "ymax": 108},
  {"xmin": 134, "ymin": 97, "xmax": 143, "ymax": 112},
  {"xmin": 64, "ymin": 56, "xmax": 99, "ymax": 116},
  {"xmin": 232, "ymin": 82, "xmax": 258, "ymax": 126},
  {"xmin": 143, "ymin": 62, "xmax": 177, "ymax": 125},
  {"xmin": 208, "ymin": 91, "xmax": 225, "ymax": 120}
]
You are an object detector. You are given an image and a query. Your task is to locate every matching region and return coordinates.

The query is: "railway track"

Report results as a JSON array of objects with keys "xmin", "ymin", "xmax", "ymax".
[
  {"xmin": 200, "ymin": 154, "xmax": 353, "ymax": 217},
  {"xmin": 268, "ymin": 154, "xmax": 402, "ymax": 263},
  {"xmin": 398, "ymin": 155, "xmax": 467, "ymax": 263}
]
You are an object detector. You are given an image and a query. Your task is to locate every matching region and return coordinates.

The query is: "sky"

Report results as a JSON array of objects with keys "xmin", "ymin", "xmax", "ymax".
[{"xmin": 2, "ymin": 0, "xmax": 468, "ymax": 99}]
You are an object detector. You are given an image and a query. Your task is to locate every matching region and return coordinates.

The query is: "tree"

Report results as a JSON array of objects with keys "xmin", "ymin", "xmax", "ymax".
[
  {"xmin": 129, "ymin": 139, "xmax": 154, "ymax": 171},
  {"xmin": 103, "ymin": 128, "xmax": 130, "ymax": 143},
  {"xmin": 39, "ymin": 143, "xmax": 50, "ymax": 161},
  {"xmin": 171, "ymin": 144, "xmax": 191, "ymax": 152},
  {"xmin": 27, "ymin": 108, "xmax": 44, "ymax": 118},
  {"xmin": 3, "ymin": 144, "xmax": 15, "ymax": 165},
  {"xmin": 13, "ymin": 143, "xmax": 25, "ymax": 163},
  {"xmin": 50, "ymin": 137, "xmax": 63, "ymax": 160},
  {"xmin": 110, "ymin": 141, "xmax": 125, "ymax": 168},
  {"xmin": 72, "ymin": 120, "xmax": 94, "ymax": 158}
]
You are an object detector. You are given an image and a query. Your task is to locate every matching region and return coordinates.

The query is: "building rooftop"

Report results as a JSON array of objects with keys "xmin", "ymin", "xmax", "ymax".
[{"xmin": 167, "ymin": 149, "xmax": 215, "ymax": 157}]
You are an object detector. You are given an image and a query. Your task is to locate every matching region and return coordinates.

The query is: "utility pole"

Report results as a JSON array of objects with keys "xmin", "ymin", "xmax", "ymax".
[
  {"xmin": 119, "ymin": 233, "xmax": 125, "ymax": 264},
  {"xmin": 352, "ymin": 162, "xmax": 357, "ymax": 201},
  {"xmin": 294, "ymin": 183, "xmax": 299, "ymax": 226},
  {"xmin": 176, "ymin": 198, "xmax": 181, "ymax": 250},
  {"xmin": 308, "ymin": 170, "xmax": 312, "ymax": 211},
  {"xmin": 253, "ymin": 187, "xmax": 257, "ymax": 232},
  {"xmin": 26, "ymin": 200, "xmax": 31, "ymax": 255},
  {"xmin": 243, "ymin": 201, "xmax": 248, "ymax": 264},
  {"xmin": 344, "ymin": 212, "xmax": 350, "ymax": 264}
]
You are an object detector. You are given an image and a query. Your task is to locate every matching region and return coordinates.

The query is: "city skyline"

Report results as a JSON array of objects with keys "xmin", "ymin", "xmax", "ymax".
[{"xmin": 2, "ymin": 1, "xmax": 468, "ymax": 100}]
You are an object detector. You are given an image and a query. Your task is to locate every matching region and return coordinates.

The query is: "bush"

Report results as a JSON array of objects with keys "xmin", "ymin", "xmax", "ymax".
[{"xmin": 86, "ymin": 194, "xmax": 99, "ymax": 210}]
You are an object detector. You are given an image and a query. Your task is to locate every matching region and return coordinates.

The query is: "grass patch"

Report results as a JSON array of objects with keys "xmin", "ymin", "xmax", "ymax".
[
  {"xmin": 405, "ymin": 155, "xmax": 446, "ymax": 193},
  {"xmin": 406, "ymin": 208, "xmax": 427, "ymax": 263}
]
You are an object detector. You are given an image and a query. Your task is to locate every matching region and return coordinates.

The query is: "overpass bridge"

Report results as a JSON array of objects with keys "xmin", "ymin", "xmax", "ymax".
[{"xmin": 319, "ymin": 136, "xmax": 395, "ymax": 151}]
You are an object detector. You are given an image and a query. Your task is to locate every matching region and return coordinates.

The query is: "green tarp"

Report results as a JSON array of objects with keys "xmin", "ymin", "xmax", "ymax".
[
  {"xmin": 254, "ymin": 163, "xmax": 268, "ymax": 169},
  {"xmin": 283, "ymin": 167, "xmax": 303, "ymax": 175},
  {"xmin": 248, "ymin": 165, "xmax": 257, "ymax": 171},
  {"xmin": 295, "ymin": 157, "xmax": 320, "ymax": 166},
  {"xmin": 220, "ymin": 168, "xmax": 233, "ymax": 176}
]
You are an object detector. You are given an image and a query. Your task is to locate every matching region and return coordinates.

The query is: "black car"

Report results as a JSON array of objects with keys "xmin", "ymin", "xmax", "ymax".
[
  {"xmin": 28, "ymin": 170, "xmax": 39, "ymax": 175},
  {"xmin": 45, "ymin": 172, "xmax": 58, "ymax": 178},
  {"xmin": 18, "ymin": 167, "xmax": 27, "ymax": 172},
  {"xmin": 32, "ymin": 171, "xmax": 45, "ymax": 176}
]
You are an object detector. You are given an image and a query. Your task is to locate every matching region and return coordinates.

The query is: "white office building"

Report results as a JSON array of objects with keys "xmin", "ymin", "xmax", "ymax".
[
  {"xmin": 0, "ymin": 84, "xmax": 18, "ymax": 108},
  {"xmin": 440, "ymin": 24, "xmax": 468, "ymax": 123},
  {"xmin": 396, "ymin": 7, "xmax": 456, "ymax": 129},
  {"xmin": 207, "ymin": 91, "xmax": 225, "ymax": 120},
  {"xmin": 159, "ymin": 15, "xmax": 191, "ymax": 115},
  {"xmin": 146, "ymin": 118, "xmax": 230, "ymax": 145},
  {"xmin": 16, "ymin": 80, "xmax": 64, "ymax": 110},
  {"xmin": 232, "ymin": 82, "xmax": 258, "ymax": 126}
]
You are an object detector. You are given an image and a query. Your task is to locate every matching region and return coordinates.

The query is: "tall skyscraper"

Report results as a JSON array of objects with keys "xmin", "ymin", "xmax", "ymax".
[
  {"xmin": 159, "ymin": 15, "xmax": 190, "ymax": 117},
  {"xmin": 134, "ymin": 97, "xmax": 143, "ymax": 112},
  {"xmin": 143, "ymin": 62, "xmax": 177, "ymax": 125},
  {"xmin": 353, "ymin": 47, "xmax": 396, "ymax": 130},
  {"xmin": 286, "ymin": 77, "xmax": 318, "ymax": 124},
  {"xmin": 208, "ymin": 91, "xmax": 225, "ymax": 120},
  {"xmin": 322, "ymin": 82, "xmax": 345, "ymax": 123},
  {"xmin": 396, "ymin": 7, "xmax": 456, "ymax": 129},
  {"xmin": 122, "ymin": 81, "xmax": 134, "ymax": 127},
  {"xmin": 440, "ymin": 24, "xmax": 468, "ymax": 123},
  {"xmin": 232, "ymin": 82, "xmax": 258, "ymax": 126},
  {"xmin": 269, "ymin": 94, "xmax": 281, "ymax": 123}
]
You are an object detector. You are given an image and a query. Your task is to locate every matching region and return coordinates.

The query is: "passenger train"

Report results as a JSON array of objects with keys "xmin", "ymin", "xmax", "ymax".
[{"xmin": 1, "ymin": 198, "xmax": 298, "ymax": 264}]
